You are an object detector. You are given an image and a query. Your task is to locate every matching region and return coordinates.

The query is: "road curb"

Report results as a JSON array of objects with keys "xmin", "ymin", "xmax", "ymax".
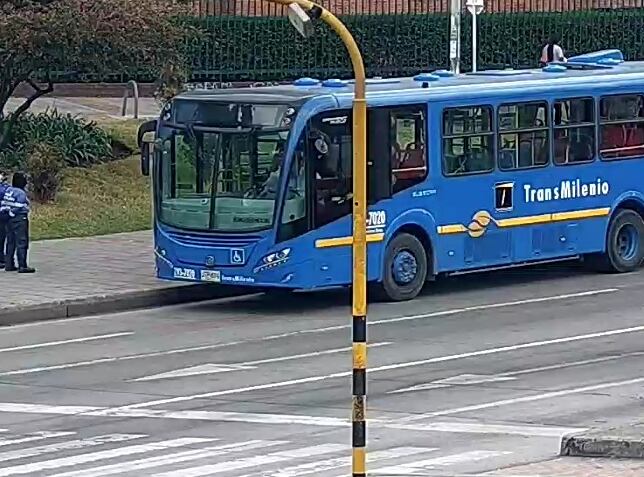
[
  {"xmin": 0, "ymin": 284, "xmax": 248, "ymax": 326},
  {"xmin": 561, "ymin": 428, "xmax": 644, "ymax": 459}
]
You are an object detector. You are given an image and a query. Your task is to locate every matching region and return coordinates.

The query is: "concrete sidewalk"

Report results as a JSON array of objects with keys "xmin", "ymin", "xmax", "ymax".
[{"xmin": 0, "ymin": 231, "xmax": 243, "ymax": 325}]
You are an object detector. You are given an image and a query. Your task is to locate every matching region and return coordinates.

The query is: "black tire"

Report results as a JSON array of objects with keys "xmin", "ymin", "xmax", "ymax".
[
  {"xmin": 587, "ymin": 209, "xmax": 644, "ymax": 273},
  {"xmin": 372, "ymin": 233, "xmax": 428, "ymax": 302}
]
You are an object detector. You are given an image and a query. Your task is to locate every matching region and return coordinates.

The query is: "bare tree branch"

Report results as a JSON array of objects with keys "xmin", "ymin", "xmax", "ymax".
[
  {"xmin": 12, "ymin": 77, "xmax": 53, "ymax": 119},
  {"xmin": 0, "ymin": 75, "xmax": 53, "ymax": 149}
]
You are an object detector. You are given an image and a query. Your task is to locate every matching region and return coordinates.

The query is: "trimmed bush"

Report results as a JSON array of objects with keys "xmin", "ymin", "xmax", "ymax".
[
  {"xmin": 25, "ymin": 143, "xmax": 66, "ymax": 203},
  {"xmin": 84, "ymin": 9, "xmax": 643, "ymax": 83},
  {"xmin": 180, "ymin": 9, "xmax": 644, "ymax": 81}
]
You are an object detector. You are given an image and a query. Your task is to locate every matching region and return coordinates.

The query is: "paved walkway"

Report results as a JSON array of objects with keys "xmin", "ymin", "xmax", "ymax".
[
  {"xmin": 0, "ymin": 231, "xmax": 238, "ymax": 324},
  {"xmin": 6, "ymin": 97, "xmax": 160, "ymax": 120}
]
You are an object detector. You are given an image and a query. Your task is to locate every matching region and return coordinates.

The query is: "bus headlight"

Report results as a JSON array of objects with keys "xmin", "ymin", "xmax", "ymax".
[
  {"xmin": 264, "ymin": 248, "xmax": 291, "ymax": 264},
  {"xmin": 254, "ymin": 248, "xmax": 291, "ymax": 273}
]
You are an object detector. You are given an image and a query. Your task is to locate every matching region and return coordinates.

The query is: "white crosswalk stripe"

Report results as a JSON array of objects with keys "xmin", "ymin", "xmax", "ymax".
[
  {"xmin": 49, "ymin": 440, "xmax": 286, "ymax": 477},
  {"xmin": 0, "ymin": 429, "xmax": 515, "ymax": 477},
  {"xmin": 0, "ymin": 434, "xmax": 145, "ymax": 465},
  {"xmin": 0, "ymin": 437, "xmax": 215, "ymax": 476},
  {"xmin": 152, "ymin": 443, "xmax": 347, "ymax": 477},
  {"xmin": 370, "ymin": 450, "xmax": 513, "ymax": 475},
  {"xmin": 246, "ymin": 447, "xmax": 438, "ymax": 477},
  {"xmin": 0, "ymin": 432, "xmax": 74, "ymax": 448}
]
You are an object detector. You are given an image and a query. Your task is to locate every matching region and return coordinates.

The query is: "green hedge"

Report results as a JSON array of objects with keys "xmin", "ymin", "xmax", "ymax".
[
  {"xmin": 181, "ymin": 9, "xmax": 644, "ymax": 82},
  {"xmin": 56, "ymin": 9, "xmax": 644, "ymax": 83}
]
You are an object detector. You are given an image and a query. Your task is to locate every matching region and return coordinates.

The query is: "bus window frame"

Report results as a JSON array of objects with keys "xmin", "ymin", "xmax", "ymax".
[
  {"xmin": 552, "ymin": 96, "xmax": 597, "ymax": 167},
  {"xmin": 441, "ymin": 104, "xmax": 496, "ymax": 178},
  {"xmin": 496, "ymin": 99, "xmax": 551, "ymax": 172},
  {"xmin": 598, "ymin": 93, "xmax": 644, "ymax": 162},
  {"xmin": 389, "ymin": 104, "xmax": 429, "ymax": 194}
]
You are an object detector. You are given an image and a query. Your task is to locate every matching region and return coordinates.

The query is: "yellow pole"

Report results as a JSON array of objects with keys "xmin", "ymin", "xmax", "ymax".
[{"xmin": 264, "ymin": 2, "xmax": 368, "ymax": 474}]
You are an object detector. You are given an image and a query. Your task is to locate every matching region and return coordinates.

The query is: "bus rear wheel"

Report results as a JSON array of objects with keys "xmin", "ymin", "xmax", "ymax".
[
  {"xmin": 589, "ymin": 209, "xmax": 644, "ymax": 273},
  {"xmin": 373, "ymin": 233, "xmax": 427, "ymax": 302}
]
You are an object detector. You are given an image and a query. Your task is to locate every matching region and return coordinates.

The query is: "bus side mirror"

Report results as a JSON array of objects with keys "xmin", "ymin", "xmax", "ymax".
[
  {"xmin": 141, "ymin": 142, "xmax": 151, "ymax": 176},
  {"xmin": 137, "ymin": 120, "xmax": 157, "ymax": 177}
]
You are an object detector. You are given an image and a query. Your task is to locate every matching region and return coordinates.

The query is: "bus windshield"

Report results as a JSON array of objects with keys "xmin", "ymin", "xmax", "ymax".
[{"xmin": 156, "ymin": 124, "xmax": 294, "ymax": 233}]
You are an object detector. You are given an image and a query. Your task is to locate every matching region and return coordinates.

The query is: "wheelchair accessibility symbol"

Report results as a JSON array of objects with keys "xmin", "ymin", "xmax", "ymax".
[{"xmin": 230, "ymin": 248, "xmax": 245, "ymax": 265}]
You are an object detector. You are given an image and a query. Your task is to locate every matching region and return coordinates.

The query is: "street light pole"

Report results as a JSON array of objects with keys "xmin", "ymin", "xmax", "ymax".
[{"xmin": 271, "ymin": 2, "xmax": 368, "ymax": 475}]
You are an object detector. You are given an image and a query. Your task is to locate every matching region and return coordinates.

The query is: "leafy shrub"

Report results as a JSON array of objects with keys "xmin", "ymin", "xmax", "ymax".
[
  {"xmin": 3, "ymin": 110, "xmax": 113, "ymax": 168},
  {"xmin": 0, "ymin": 148, "xmax": 26, "ymax": 171},
  {"xmin": 24, "ymin": 142, "xmax": 66, "ymax": 203}
]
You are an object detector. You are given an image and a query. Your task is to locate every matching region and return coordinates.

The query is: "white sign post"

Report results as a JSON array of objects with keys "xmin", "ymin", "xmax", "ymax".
[{"xmin": 465, "ymin": 0, "xmax": 484, "ymax": 72}]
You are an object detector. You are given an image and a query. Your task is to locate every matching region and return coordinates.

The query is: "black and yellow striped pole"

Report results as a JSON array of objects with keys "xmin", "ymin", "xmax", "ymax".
[{"xmin": 273, "ymin": 1, "xmax": 368, "ymax": 473}]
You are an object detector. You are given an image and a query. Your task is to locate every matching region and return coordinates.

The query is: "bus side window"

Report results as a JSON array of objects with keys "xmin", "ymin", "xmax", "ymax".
[
  {"xmin": 599, "ymin": 94, "xmax": 644, "ymax": 160},
  {"xmin": 497, "ymin": 101, "xmax": 549, "ymax": 170},
  {"xmin": 442, "ymin": 106, "xmax": 494, "ymax": 176},
  {"xmin": 391, "ymin": 106, "xmax": 427, "ymax": 194},
  {"xmin": 553, "ymin": 97, "xmax": 595, "ymax": 165},
  {"xmin": 310, "ymin": 110, "xmax": 355, "ymax": 228}
]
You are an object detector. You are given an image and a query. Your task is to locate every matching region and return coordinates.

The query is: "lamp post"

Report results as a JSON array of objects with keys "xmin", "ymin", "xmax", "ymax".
[{"xmin": 275, "ymin": 1, "xmax": 369, "ymax": 475}]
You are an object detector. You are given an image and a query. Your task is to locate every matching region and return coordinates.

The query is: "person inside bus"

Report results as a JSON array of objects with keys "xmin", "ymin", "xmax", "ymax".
[
  {"xmin": 254, "ymin": 143, "xmax": 284, "ymax": 199},
  {"xmin": 554, "ymin": 131, "xmax": 571, "ymax": 164}
]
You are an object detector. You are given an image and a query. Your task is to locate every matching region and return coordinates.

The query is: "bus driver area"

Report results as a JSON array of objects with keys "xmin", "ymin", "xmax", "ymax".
[{"xmin": 140, "ymin": 48, "xmax": 644, "ymax": 302}]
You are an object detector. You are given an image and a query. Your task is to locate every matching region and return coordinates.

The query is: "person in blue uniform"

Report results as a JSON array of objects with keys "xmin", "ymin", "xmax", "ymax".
[
  {"xmin": 0, "ymin": 171, "xmax": 8, "ymax": 269},
  {"xmin": 1, "ymin": 172, "xmax": 35, "ymax": 273}
]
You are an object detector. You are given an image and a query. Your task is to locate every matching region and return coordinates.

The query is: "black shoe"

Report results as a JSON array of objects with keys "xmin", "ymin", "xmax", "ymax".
[
  {"xmin": 5, "ymin": 266, "xmax": 17, "ymax": 272},
  {"xmin": 18, "ymin": 267, "xmax": 35, "ymax": 274}
]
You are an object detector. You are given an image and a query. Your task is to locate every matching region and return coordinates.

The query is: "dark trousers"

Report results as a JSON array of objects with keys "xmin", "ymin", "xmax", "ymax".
[
  {"xmin": 0, "ymin": 214, "xmax": 7, "ymax": 266},
  {"xmin": 5, "ymin": 215, "xmax": 29, "ymax": 270}
]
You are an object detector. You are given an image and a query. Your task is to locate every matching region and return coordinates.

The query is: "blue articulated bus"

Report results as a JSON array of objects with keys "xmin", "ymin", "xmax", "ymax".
[{"xmin": 138, "ymin": 49, "xmax": 644, "ymax": 301}]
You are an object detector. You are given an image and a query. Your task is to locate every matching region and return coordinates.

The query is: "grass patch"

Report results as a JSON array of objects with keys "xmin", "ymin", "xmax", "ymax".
[
  {"xmin": 100, "ymin": 118, "xmax": 145, "ymax": 151},
  {"xmin": 31, "ymin": 156, "xmax": 151, "ymax": 241}
]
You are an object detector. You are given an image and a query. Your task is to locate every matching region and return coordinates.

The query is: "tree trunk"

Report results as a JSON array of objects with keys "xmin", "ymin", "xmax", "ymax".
[{"xmin": 0, "ymin": 78, "xmax": 54, "ymax": 151}]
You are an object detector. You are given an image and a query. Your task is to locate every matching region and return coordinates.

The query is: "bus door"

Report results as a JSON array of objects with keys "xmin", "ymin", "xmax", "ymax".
[{"xmin": 436, "ymin": 103, "xmax": 515, "ymax": 271}]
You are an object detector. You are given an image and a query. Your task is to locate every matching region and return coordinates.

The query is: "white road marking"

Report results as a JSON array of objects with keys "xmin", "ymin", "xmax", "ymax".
[
  {"xmin": 0, "ymin": 403, "xmax": 587, "ymax": 436},
  {"xmin": 49, "ymin": 440, "xmax": 284, "ymax": 477},
  {"xmin": 107, "ymin": 323, "xmax": 644, "ymax": 410},
  {"xmin": 247, "ymin": 447, "xmax": 436, "ymax": 477},
  {"xmin": 392, "ymin": 352, "xmax": 644, "ymax": 395},
  {"xmin": 389, "ymin": 422, "xmax": 587, "ymax": 437},
  {"xmin": 371, "ymin": 289, "xmax": 618, "ymax": 326},
  {"xmin": 371, "ymin": 450, "xmax": 512, "ymax": 475},
  {"xmin": 1, "ymin": 341, "xmax": 391, "ymax": 377},
  {"xmin": 152, "ymin": 443, "xmax": 346, "ymax": 477},
  {"xmin": 0, "ymin": 403, "xmax": 101, "ymax": 415},
  {"xmin": 390, "ymin": 374, "xmax": 517, "ymax": 394},
  {"xmin": 0, "ymin": 432, "xmax": 74, "ymax": 448},
  {"xmin": 403, "ymin": 376, "xmax": 644, "ymax": 420},
  {"xmin": 496, "ymin": 351, "xmax": 644, "ymax": 377},
  {"xmin": 131, "ymin": 364, "xmax": 256, "ymax": 382},
  {"xmin": 0, "ymin": 434, "xmax": 146, "ymax": 464},
  {"xmin": 0, "ymin": 332, "xmax": 133, "ymax": 354},
  {"xmin": 0, "ymin": 437, "xmax": 215, "ymax": 476},
  {"xmin": 241, "ymin": 342, "xmax": 392, "ymax": 366},
  {"xmin": 90, "ymin": 408, "xmax": 356, "ymax": 427}
]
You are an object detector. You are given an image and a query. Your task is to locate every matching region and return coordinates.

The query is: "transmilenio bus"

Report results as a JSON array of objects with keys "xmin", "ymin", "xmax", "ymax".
[{"xmin": 138, "ymin": 49, "xmax": 644, "ymax": 301}]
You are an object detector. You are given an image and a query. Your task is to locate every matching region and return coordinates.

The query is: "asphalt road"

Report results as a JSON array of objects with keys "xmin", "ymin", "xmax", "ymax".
[{"xmin": 0, "ymin": 263, "xmax": 642, "ymax": 476}]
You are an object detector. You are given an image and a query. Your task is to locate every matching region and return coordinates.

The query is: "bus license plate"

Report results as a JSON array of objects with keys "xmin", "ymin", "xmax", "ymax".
[{"xmin": 201, "ymin": 270, "xmax": 221, "ymax": 283}]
